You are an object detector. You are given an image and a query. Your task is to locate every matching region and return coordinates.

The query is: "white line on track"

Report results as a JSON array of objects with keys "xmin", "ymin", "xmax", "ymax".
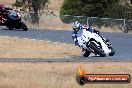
[{"xmin": 2, "ymin": 36, "xmax": 74, "ymax": 45}]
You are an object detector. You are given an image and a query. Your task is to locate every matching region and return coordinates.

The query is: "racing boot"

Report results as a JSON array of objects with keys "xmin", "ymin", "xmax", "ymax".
[
  {"xmin": 99, "ymin": 34, "xmax": 109, "ymax": 42},
  {"xmin": 94, "ymin": 30, "xmax": 109, "ymax": 42},
  {"xmin": 102, "ymin": 37, "xmax": 109, "ymax": 42}
]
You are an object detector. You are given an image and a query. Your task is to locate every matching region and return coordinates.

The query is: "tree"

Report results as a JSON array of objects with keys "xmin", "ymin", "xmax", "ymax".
[
  {"xmin": 14, "ymin": 0, "xmax": 48, "ymax": 24},
  {"xmin": 60, "ymin": 0, "xmax": 120, "ymax": 18}
]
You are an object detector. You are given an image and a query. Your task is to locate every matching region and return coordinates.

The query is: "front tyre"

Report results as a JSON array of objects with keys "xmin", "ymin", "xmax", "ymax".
[
  {"xmin": 21, "ymin": 21, "xmax": 28, "ymax": 31},
  {"xmin": 89, "ymin": 42, "xmax": 106, "ymax": 57}
]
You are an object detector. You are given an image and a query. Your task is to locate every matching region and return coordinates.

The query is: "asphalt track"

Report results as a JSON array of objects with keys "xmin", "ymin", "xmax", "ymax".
[{"xmin": 0, "ymin": 27, "xmax": 132, "ymax": 62}]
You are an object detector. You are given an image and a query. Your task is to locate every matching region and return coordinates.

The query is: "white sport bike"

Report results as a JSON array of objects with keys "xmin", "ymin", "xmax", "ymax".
[{"xmin": 77, "ymin": 29, "xmax": 115, "ymax": 57}]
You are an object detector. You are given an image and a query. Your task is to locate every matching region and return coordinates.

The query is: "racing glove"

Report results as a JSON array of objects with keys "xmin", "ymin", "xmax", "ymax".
[{"xmin": 74, "ymin": 38, "xmax": 79, "ymax": 46}]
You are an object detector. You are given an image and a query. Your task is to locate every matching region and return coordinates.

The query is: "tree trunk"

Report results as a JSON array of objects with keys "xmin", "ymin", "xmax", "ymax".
[
  {"xmin": 33, "ymin": 11, "xmax": 39, "ymax": 24},
  {"xmin": 31, "ymin": 0, "xmax": 40, "ymax": 24}
]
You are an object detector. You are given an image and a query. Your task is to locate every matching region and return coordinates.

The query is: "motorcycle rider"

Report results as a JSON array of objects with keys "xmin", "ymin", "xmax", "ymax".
[
  {"xmin": 0, "ymin": 4, "xmax": 13, "ymax": 26},
  {"xmin": 72, "ymin": 21, "xmax": 108, "ymax": 56},
  {"xmin": 72, "ymin": 21, "xmax": 90, "ymax": 56}
]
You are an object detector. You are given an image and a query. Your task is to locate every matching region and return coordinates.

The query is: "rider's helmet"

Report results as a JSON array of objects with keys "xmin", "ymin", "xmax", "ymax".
[
  {"xmin": 72, "ymin": 21, "xmax": 81, "ymax": 32},
  {"xmin": 0, "ymin": 4, "xmax": 4, "ymax": 9}
]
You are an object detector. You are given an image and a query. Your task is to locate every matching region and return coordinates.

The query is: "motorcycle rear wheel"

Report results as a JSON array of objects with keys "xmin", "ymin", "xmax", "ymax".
[
  {"xmin": 83, "ymin": 51, "xmax": 90, "ymax": 57},
  {"xmin": 109, "ymin": 47, "xmax": 115, "ymax": 56}
]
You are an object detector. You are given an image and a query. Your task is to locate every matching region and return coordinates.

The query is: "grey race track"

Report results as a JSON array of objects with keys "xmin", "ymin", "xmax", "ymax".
[{"xmin": 0, "ymin": 27, "xmax": 132, "ymax": 62}]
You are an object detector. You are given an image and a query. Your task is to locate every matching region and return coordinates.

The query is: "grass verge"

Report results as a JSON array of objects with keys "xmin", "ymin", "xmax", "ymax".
[
  {"xmin": 0, "ymin": 36, "xmax": 80, "ymax": 58},
  {"xmin": 0, "ymin": 62, "xmax": 131, "ymax": 88}
]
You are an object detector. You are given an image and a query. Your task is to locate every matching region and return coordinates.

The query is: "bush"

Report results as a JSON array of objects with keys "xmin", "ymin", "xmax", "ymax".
[{"xmin": 60, "ymin": 0, "xmax": 120, "ymax": 18}]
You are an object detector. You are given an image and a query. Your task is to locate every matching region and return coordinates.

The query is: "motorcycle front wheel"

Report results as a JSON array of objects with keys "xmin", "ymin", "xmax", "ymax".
[{"xmin": 89, "ymin": 42, "xmax": 106, "ymax": 57}]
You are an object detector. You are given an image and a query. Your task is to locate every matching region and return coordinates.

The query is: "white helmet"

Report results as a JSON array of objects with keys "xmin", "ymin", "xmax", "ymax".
[{"xmin": 72, "ymin": 21, "xmax": 81, "ymax": 32}]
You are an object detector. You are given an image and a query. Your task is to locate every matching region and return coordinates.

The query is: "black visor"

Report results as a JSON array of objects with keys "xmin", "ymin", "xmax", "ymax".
[{"xmin": 73, "ymin": 27, "xmax": 79, "ymax": 31}]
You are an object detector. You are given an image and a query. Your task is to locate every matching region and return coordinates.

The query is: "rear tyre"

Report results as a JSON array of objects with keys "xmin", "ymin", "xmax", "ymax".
[
  {"xmin": 83, "ymin": 51, "xmax": 90, "ymax": 57},
  {"xmin": 6, "ymin": 27, "xmax": 13, "ymax": 30},
  {"xmin": 21, "ymin": 21, "xmax": 28, "ymax": 31},
  {"xmin": 109, "ymin": 47, "xmax": 115, "ymax": 56},
  {"xmin": 89, "ymin": 42, "xmax": 106, "ymax": 57},
  {"xmin": 8, "ymin": 27, "xmax": 13, "ymax": 30},
  {"xmin": 6, "ymin": 25, "xmax": 13, "ymax": 30}
]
